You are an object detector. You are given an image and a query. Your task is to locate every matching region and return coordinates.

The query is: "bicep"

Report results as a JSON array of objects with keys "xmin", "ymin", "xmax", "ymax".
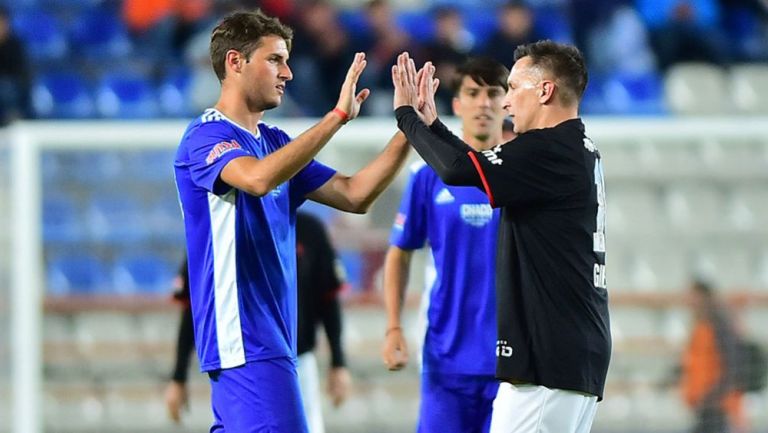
[{"xmin": 219, "ymin": 156, "xmax": 263, "ymax": 196}]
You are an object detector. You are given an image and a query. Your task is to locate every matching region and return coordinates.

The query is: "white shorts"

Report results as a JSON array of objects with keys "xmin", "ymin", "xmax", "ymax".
[
  {"xmin": 489, "ymin": 382, "xmax": 598, "ymax": 433},
  {"xmin": 297, "ymin": 352, "xmax": 325, "ymax": 433}
]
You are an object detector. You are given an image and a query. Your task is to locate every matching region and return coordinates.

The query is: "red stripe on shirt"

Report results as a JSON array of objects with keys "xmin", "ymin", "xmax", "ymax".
[{"xmin": 467, "ymin": 151, "xmax": 496, "ymax": 208}]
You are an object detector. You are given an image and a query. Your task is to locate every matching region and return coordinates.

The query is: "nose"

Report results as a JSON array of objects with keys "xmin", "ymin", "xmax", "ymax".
[
  {"xmin": 280, "ymin": 63, "xmax": 293, "ymax": 81},
  {"xmin": 478, "ymin": 92, "xmax": 491, "ymax": 108}
]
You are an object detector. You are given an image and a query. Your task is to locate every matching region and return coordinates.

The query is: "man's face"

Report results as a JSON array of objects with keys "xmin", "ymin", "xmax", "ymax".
[
  {"xmin": 239, "ymin": 35, "xmax": 293, "ymax": 111},
  {"xmin": 452, "ymin": 76, "xmax": 506, "ymax": 144},
  {"xmin": 502, "ymin": 56, "xmax": 545, "ymax": 134}
]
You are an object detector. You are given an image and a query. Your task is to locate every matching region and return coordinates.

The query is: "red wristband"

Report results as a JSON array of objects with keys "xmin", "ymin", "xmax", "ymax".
[{"xmin": 332, "ymin": 107, "xmax": 349, "ymax": 123}]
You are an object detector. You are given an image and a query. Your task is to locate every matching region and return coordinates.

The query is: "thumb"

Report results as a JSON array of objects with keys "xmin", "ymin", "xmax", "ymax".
[{"xmin": 356, "ymin": 88, "xmax": 371, "ymax": 104}]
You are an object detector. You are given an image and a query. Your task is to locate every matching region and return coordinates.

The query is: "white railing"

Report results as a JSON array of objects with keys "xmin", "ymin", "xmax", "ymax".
[{"xmin": 5, "ymin": 116, "xmax": 768, "ymax": 433}]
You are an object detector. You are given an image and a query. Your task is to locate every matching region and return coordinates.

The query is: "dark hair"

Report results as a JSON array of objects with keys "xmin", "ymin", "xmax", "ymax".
[
  {"xmin": 451, "ymin": 57, "xmax": 510, "ymax": 95},
  {"xmin": 513, "ymin": 40, "xmax": 587, "ymax": 106},
  {"xmin": 210, "ymin": 10, "xmax": 293, "ymax": 81}
]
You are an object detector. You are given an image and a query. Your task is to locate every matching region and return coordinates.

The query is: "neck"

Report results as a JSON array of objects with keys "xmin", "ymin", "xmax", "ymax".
[
  {"xmin": 463, "ymin": 132, "xmax": 503, "ymax": 151},
  {"xmin": 530, "ymin": 104, "xmax": 579, "ymax": 131},
  {"xmin": 214, "ymin": 85, "xmax": 265, "ymax": 134}
]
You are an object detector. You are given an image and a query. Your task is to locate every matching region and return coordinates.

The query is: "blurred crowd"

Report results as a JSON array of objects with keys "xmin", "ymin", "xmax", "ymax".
[{"xmin": 1, "ymin": 0, "xmax": 768, "ymax": 124}]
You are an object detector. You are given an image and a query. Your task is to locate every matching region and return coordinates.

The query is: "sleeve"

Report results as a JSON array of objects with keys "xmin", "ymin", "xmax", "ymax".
[
  {"xmin": 171, "ymin": 306, "xmax": 195, "ymax": 383},
  {"xmin": 389, "ymin": 165, "xmax": 430, "ymax": 250},
  {"xmin": 395, "ymin": 107, "xmax": 482, "ymax": 188},
  {"xmin": 468, "ymin": 133, "xmax": 578, "ymax": 209},
  {"xmin": 290, "ymin": 159, "xmax": 337, "ymax": 210},
  {"xmin": 184, "ymin": 123, "xmax": 252, "ymax": 195}
]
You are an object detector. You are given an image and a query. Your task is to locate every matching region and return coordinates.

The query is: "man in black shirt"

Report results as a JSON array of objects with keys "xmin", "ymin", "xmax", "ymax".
[
  {"xmin": 390, "ymin": 41, "xmax": 611, "ymax": 433},
  {"xmin": 164, "ymin": 211, "xmax": 350, "ymax": 432}
]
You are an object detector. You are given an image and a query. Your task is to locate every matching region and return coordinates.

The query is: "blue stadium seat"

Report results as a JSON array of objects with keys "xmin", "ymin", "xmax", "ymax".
[
  {"xmin": 96, "ymin": 73, "xmax": 159, "ymax": 118},
  {"xmin": 0, "ymin": 0, "xmax": 41, "ymax": 11},
  {"xmin": 602, "ymin": 72, "xmax": 665, "ymax": 115},
  {"xmin": 112, "ymin": 254, "xmax": 176, "ymax": 294},
  {"xmin": 47, "ymin": 254, "xmax": 108, "ymax": 295},
  {"xmin": 533, "ymin": 6, "xmax": 574, "ymax": 44},
  {"xmin": 396, "ymin": 11, "xmax": 435, "ymax": 43},
  {"xmin": 339, "ymin": 250, "xmax": 363, "ymax": 292},
  {"xmin": 87, "ymin": 194, "xmax": 148, "ymax": 244},
  {"xmin": 43, "ymin": 197, "xmax": 85, "ymax": 244},
  {"xmin": 69, "ymin": 7, "xmax": 131, "ymax": 60},
  {"xmin": 158, "ymin": 68, "xmax": 192, "ymax": 118},
  {"xmin": 580, "ymin": 74, "xmax": 608, "ymax": 115},
  {"xmin": 11, "ymin": 10, "xmax": 68, "ymax": 63},
  {"xmin": 463, "ymin": 8, "xmax": 497, "ymax": 47},
  {"xmin": 32, "ymin": 72, "xmax": 95, "ymax": 119}
]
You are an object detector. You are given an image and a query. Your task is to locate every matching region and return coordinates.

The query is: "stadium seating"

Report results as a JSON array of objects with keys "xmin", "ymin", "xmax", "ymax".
[
  {"xmin": 730, "ymin": 64, "xmax": 768, "ymax": 114},
  {"xmin": 96, "ymin": 72, "xmax": 159, "ymax": 119},
  {"xmin": 664, "ymin": 63, "xmax": 729, "ymax": 115},
  {"xmin": 10, "ymin": 9, "xmax": 68, "ymax": 63},
  {"xmin": 111, "ymin": 254, "xmax": 175, "ymax": 295},
  {"xmin": 42, "ymin": 197, "xmax": 85, "ymax": 244},
  {"xmin": 32, "ymin": 72, "xmax": 95, "ymax": 119},
  {"xmin": 46, "ymin": 254, "xmax": 108, "ymax": 295},
  {"xmin": 68, "ymin": 7, "xmax": 132, "ymax": 61}
]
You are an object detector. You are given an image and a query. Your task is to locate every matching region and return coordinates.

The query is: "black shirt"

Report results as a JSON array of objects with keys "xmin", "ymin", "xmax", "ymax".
[{"xmin": 396, "ymin": 107, "xmax": 611, "ymax": 400}]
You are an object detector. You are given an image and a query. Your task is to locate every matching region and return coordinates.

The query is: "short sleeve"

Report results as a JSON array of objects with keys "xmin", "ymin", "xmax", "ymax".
[
  {"xmin": 468, "ymin": 133, "xmax": 580, "ymax": 209},
  {"xmin": 389, "ymin": 163, "xmax": 431, "ymax": 249},
  {"xmin": 184, "ymin": 123, "xmax": 251, "ymax": 195},
  {"xmin": 290, "ymin": 159, "xmax": 336, "ymax": 210}
]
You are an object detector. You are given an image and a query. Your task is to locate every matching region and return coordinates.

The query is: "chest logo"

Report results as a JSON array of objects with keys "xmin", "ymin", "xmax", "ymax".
[
  {"xmin": 435, "ymin": 188, "xmax": 455, "ymax": 204},
  {"xmin": 460, "ymin": 204, "xmax": 493, "ymax": 227}
]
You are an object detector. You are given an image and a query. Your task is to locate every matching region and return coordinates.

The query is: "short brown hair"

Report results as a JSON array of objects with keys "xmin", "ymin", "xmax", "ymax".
[
  {"xmin": 513, "ymin": 40, "xmax": 587, "ymax": 106},
  {"xmin": 451, "ymin": 57, "xmax": 509, "ymax": 95},
  {"xmin": 210, "ymin": 10, "xmax": 293, "ymax": 81}
]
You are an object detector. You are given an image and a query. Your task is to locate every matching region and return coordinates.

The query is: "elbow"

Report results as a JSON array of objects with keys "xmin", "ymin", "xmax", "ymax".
[
  {"xmin": 347, "ymin": 198, "xmax": 372, "ymax": 214},
  {"xmin": 244, "ymin": 177, "xmax": 273, "ymax": 197},
  {"xmin": 438, "ymin": 168, "xmax": 467, "ymax": 186}
]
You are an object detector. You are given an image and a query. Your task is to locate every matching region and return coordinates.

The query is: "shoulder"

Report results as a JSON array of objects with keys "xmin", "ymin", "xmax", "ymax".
[
  {"xmin": 257, "ymin": 121, "xmax": 291, "ymax": 144},
  {"xmin": 184, "ymin": 110, "xmax": 236, "ymax": 142}
]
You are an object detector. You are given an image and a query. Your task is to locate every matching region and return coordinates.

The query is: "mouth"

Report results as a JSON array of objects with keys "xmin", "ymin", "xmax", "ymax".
[
  {"xmin": 276, "ymin": 84, "xmax": 285, "ymax": 94},
  {"xmin": 474, "ymin": 114, "xmax": 492, "ymax": 121}
]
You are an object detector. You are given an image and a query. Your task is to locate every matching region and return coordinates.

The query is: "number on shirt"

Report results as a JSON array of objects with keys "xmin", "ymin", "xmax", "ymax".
[{"xmin": 586, "ymin": 138, "xmax": 607, "ymax": 289}]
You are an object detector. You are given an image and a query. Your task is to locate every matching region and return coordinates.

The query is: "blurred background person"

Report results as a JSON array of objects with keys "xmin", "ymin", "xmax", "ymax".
[
  {"xmin": 164, "ymin": 211, "xmax": 351, "ymax": 432},
  {"xmin": 681, "ymin": 279, "xmax": 745, "ymax": 433},
  {"xmin": 481, "ymin": 1, "xmax": 539, "ymax": 69},
  {"xmin": 0, "ymin": 6, "xmax": 31, "ymax": 125}
]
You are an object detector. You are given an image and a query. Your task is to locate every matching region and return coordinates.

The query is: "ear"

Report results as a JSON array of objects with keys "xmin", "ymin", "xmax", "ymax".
[
  {"xmin": 539, "ymin": 80, "xmax": 556, "ymax": 104},
  {"xmin": 225, "ymin": 50, "xmax": 244, "ymax": 75},
  {"xmin": 452, "ymin": 97, "xmax": 461, "ymax": 116}
]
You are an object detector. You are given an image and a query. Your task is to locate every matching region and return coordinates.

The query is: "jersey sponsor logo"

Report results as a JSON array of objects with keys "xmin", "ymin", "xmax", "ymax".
[
  {"xmin": 481, "ymin": 144, "xmax": 503, "ymax": 165},
  {"xmin": 393, "ymin": 212, "xmax": 406, "ymax": 230},
  {"xmin": 206, "ymin": 140, "xmax": 242, "ymax": 165},
  {"xmin": 460, "ymin": 203, "xmax": 493, "ymax": 227},
  {"xmin": 496, "ymin": 340, "xmax": 513, "ymax": 358},
  {"xmin": 434, "ymin": 188, "xmax": 455, "ymax": 204}
]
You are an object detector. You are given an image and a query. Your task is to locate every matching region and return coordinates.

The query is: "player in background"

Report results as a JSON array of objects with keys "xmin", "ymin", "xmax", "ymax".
[
  {"xmin": 391, "ymin": 40, "xmax": 611, "ymax": 433},
  {"xmin": 174, "ymin": 10, "xmax": 410, "ymax": 432},
  {"xmin": 381, "ymin": 57, "xmax": 510, "ymax": 433}
]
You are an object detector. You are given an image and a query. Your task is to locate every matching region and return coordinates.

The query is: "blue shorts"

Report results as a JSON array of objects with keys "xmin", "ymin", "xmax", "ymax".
[
  {"xmin": 208, "ymin": 358, "xmax": 308, "ymax": 433},
  {"xmin": 418, "ymin": 371, "xmax": 498, "ymax": 433}
]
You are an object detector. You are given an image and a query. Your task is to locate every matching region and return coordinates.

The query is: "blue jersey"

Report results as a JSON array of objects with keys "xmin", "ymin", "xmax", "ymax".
[
  {"xmin": 174, "ymin": 109, "xmax": 335, "ymax": 372},
  {"xmin": 391, "ymin": 162, "xmax": 499, "ymax": 376}
]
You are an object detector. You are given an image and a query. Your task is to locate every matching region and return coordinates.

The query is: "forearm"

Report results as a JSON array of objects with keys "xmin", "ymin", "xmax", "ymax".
[
  {"xmin": 228, "ymin": 112, "xmax": 346, "ymax": 196},
  {"xmin": 395, "ymin": 107, "xmax": 479, "ymax": 186},
  {"xmin": 383, "ymin": 247, "xmax": 412, "ymax": 330},
  {"xmin": 322, "ymin": 297, "xmax": 347, "ymax": 368},
  {"xmin": 171, "ymin": 307, "xmax": 195, "ymax": 383},
  {"xmin": 335, "ymin": 132, "xmax": 410, "ymax": 213}
]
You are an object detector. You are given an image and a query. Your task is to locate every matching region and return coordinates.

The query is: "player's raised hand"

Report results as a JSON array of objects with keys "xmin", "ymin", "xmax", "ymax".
[
  {"xmin": 416, "ymin": 61, "xmax": 440, "ymax": 126},
  {"xmin": 392, "ymin": 52, "xmax": 420, "ymax": 111},
  {"xmin": 382, "ymin": 327, "xmax": 409, "ymax": 371},
  {"xmin": 335, "ymin": 52, "xmax": 370, "ymax": 121}
]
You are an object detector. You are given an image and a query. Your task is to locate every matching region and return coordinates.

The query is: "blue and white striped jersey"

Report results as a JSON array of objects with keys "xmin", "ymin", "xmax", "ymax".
[{"xmin": 174, "ymin": 109, "xmax": 335, "ymax": 372}]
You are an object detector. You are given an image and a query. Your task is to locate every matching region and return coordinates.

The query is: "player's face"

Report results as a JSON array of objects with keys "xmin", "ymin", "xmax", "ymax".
[
  {"xmin": 502, "ymin": 56, "xmax": 544, "ymax": 134},
  {"xmin": 240, "ymin": 35, "xmax": 293, "ymax": 111},
  {"xmin": 452, "ymin": 76, "xmax": 506, "ymax": 145}
]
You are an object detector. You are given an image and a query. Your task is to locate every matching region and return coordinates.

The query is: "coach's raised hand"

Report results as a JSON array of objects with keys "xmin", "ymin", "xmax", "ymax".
[
  {"xmin": 392, "ymin": 52, "xmax": 420, "ymax": 110},
  {"xmin": 416, "ymin": 61, "xmax": 440, "ymax": 125},
  {"xmin": 335, "ymin": 52, "xmax": 370, "ymax": 122}
]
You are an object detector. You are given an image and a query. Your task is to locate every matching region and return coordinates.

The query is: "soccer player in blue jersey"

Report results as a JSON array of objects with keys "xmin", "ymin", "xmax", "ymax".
[
  {"xmin": 174, "ymin": 10, "xmax": 411, "ymax": 433},
  {"xmin": 381, "ymin": 57, "xmax": 510, "ymax": 433}
]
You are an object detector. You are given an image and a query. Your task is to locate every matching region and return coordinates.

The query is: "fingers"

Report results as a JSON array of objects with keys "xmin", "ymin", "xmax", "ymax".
[
  {"xmin": 346, "ymin": 52, "xmax": 367, "ymax": 84},
  {"xmin": 356, "ymin": 88, "xmax": 370, "ymax": 104}
]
